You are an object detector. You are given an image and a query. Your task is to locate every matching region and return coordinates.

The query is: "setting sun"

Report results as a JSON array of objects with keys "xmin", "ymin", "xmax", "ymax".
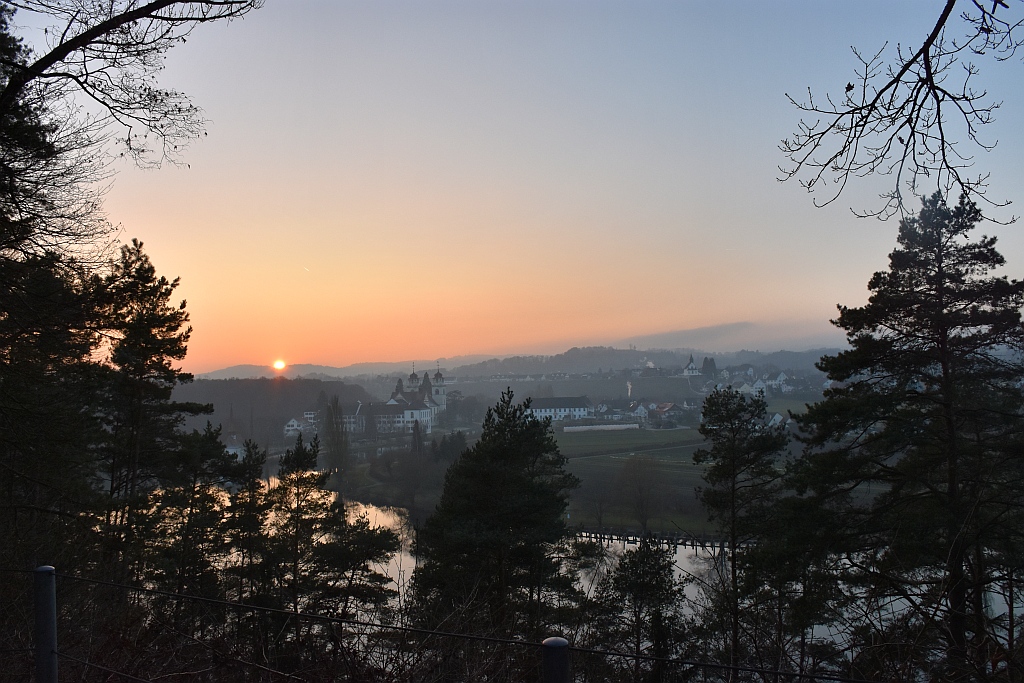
[{"xmin": 272, "ymin": 360, "xmax": 286, "ymax": 371}]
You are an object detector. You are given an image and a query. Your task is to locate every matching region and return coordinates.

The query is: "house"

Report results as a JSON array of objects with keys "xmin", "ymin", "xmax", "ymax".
[
  {"xmin": 681, "ymin": 355, "xmax": 700, "ymax": 376},
  {"xmin": 595, "ymin": 398, "xmax": 634, "ymax": 421},
  {"xmin": 629, "ymin": 401, "xmax": 650, "ymax": 422},
  {"xmin": 732, "ymin": 381, "xmax": 756, "ymax": 396},
  {"xmin": 283, "ymin": 417, "xmax": 314, "ymax": 438},
  {"xmin": 651, "ymin": 402, "xmax": 686, "ymax": 426}
]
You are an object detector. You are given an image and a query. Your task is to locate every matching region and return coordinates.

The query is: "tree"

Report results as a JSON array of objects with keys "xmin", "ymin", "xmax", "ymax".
[
  {"xmin": 0, "ymin": 1, "xmax": 261, "ymax": 163},
  {"xmin": 224, "ymin": 439, "xmax": 271, "ymax": 605},
  {"xmin": 411, "ymin": 389, "xmax": 579, "ymax": 642},
  {"xmin": 592, "ymin": 537, "xmax": 685, "ymax": 682},
  {"xmin": 0, "ymin": 1, "xmax": 262, "ymax": 267},
  {"xmin": 693, "ymin": 388, "xmax": 788, "ymax": 677},
  {"xmin": 321, "ymin": 394, "xmax": 349, "ymax": 495},
  {"xmin": 793, "ymin": 192, "xmax": 1024, "ymax": 681},
  {"xmin": 98, "ymin": 239, "xmax": 209, "ymax": 579},
  {"xmin": 701, "ymin": 356, "xmax": 718, "ymax": 380},
  {"xmin": 410, "ymin": 419, "xmax": 425, "ymax": 459},
  {"xmin": 0, "ymin": 251, "xmax": 107, "ymax": 570},
  {"xmin": 781, "ymin": 1, "xmax": 1022, "ymax": 218},
  {"xmin": 430, "ymin": 430, "xmax": 467, "ymax": 463},
  {"xmin": 266, "ymin": 433, "xmax": 398, "ymax": 671},
  {"xmin": 144, "ymin": 423, "xmax": 237, "ymax": 633}
]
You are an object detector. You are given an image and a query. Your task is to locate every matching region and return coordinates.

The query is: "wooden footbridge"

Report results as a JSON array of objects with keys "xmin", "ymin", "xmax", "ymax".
[{"xmin": 576, "ymin": 528, "xmax": 727, "ymax": 555}]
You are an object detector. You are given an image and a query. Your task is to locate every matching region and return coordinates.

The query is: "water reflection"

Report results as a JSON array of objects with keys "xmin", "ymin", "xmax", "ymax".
[
  {"xmin": 347, "ymin": 502, "xmax": 717, "ymax": 600},
  {"xmin": 347, "ymin": 502, "xmax": 417, "ymax": 593}
]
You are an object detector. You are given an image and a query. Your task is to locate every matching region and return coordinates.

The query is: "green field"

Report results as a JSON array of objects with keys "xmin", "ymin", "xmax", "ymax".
[
  {"xmin": 549, "ymin": 428, "xmax": 713, "ymax": 534},
  {"xmin": 564, "ymin": 446, "xmax": 712, "ymax": 534},
  {"xmin": 765, "ymin": 396, "xmax": 816, "ymax": 417},
  {"xmin": 349, "ymin": 427, "xmax": 717, "ymax": 534},
  {"xmin": 554, "ymin": 428, "xmax": 704, "ymax": 457}
]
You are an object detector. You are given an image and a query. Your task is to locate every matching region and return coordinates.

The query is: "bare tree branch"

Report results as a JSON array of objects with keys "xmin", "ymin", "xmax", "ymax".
[
  {"xmin": 0, "ymin": 0, "xmax": 261, "ymax": 261},
  {"xmin": 2, "ymin": 1, "xmax": 261, "ymax": 166},
  {"xmin": 780, "ymin": 0, "xmax": 1023, "ymax": 219}
]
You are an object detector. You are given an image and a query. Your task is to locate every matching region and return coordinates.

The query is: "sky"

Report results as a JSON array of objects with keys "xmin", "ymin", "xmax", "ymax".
[{"xmin": 43, "ymin": 1, "xmax": 1024, "ymax": 373}]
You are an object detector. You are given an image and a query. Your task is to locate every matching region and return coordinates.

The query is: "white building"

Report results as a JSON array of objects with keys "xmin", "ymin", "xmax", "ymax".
[{"xmin": 526, "ymin": 396, "xmax": 595, "ymax": 421}]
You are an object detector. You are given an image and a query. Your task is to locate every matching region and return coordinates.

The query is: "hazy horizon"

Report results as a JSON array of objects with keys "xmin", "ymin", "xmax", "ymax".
[{"xmin": 194, "ymin": 319, "xmax": 846, "ymax": 377}]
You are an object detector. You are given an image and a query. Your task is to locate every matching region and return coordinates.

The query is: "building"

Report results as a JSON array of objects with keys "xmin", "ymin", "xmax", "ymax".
[
  {"xmin": 526, "ymin": 396, "xmax": 594, "ymax": 421},
  {"xmin": 332, "ymin": 367, "xmax": 451, "ymax": 436}
]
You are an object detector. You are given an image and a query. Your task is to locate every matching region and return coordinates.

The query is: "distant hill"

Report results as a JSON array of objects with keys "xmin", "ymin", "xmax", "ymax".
[
  {"xmin": 197, "ymin": 355, "xmax": 495, "ymax": 380},
  {"xmin": 449, "ymin": 346, "xmax": 837, "ymax": 378},
  {"xmin": 450, "ymin": 347, "xmax": 685, "ymax": 377},
  {"xmin": 199, "ymin": 336, "xmax": 844, "ymax": 384},
  {"xmin": 195, "ymin": 322, "xmax": 846, "ymax": 383},
  {"xmin": 616, "ymin": 321, "xmax": 846, "ymax": 353}
]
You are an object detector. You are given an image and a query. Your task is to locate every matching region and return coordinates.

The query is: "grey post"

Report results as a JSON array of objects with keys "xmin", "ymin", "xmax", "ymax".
[
  {"xmin": 542, "ymin": 636, "xmax": 569, "ymax": 683},
  {"xmin": 34, "ymin": 566, "xmax": 57, "ymax": 683}
]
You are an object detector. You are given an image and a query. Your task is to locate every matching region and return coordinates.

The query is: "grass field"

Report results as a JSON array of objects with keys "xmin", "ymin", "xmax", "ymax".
[
  {"xmin": 554, "ymin": 428, "xmax": 705, "ymax": 458},
  {"xmin": 765, "ymin": 396, "xmax": 817, "ymax": 417},
  {"xmin": 564, "ymin": 446, "xmax": 712, "ymax": 534},
  {"xmin": 349, "ymin": 427, "xmax": 718, "ymax": 534}
]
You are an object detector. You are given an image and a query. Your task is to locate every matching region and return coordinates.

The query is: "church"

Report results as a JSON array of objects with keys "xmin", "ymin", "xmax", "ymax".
[{"xmin": 387, "ymin": 366, "xmax": 448, "ymax": 420}]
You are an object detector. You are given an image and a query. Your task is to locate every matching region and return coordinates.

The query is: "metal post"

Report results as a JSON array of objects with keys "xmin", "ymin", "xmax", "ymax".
[
  {"xmin": 34, "ymin": 566, "xmax": 57, "ymax": 683},
  {"xmin": 542, "ymin": 636, "xmax": 569, "ymax": 683}
]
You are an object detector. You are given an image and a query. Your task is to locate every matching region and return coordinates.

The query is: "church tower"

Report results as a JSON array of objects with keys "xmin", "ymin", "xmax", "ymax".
[{"xmin": 432, "ymin": 365, "xmax": 447, "ymax": 410}]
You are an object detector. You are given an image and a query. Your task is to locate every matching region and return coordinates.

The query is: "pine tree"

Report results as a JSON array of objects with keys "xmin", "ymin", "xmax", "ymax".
[
  {"xmin": 266, "ymin": 434, "xmax": 398, "ymax": 671},
  {"xmin": 225, "ymin": 439, "xmax": 271, "ymax": 603},
  {"xmin": 693, "ymin": 388, "xmax": 788, "ymax": 676},
  {"xmin": 98, "ymin": 240, "xmax": 210, "ymax": 580},
  {"xmin": 593, "ymin": 537, "xmax": 684, "ymax": 681},
  {"xmin": 412, "ymin": 390, "xmax": 579, "ymax": 641},
  {"xmin": 144, "ymin": 424, "xmax": 237, "ymax": 632},
  {"xmin": 794, "ymin": 193, "xmax": 1024, "ymax": 681}
]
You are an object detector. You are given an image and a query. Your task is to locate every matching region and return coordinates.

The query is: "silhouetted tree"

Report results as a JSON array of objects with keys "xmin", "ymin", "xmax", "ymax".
[
  {"xmin": 266, "ymin": 434, "xmax": 398, "ymax": 671},
  {"xmin": 694, "ymin": 388, "xmax": 788, "ymax": 676},
  {"xmin": 410, "ymin": 420, "xmax": 425, "ymax": 459},
  {"xmin": 224, "ymin": 439, "xmax": 271, "ymax": 606},
  {"xmin": 144, "ymin": 423, "xmax": 237, "ymax": 633},
  {"xmin": 321, "ymin": 395, "xmax": 349, "ymax": 494},
  {"xmin": 592, "ymin": 537, "xmax": 685, "ymax": 682},
  {"xmin": 98, "ymin": 240, "xmax": 210, "ymax": 580},
  {"xmin": 793, "ymin": 193, "xmax": 1024, "ymax": 681},
  {"xmin": 412, "ymin": 390, "xmax": 579, "ymax": 642}
]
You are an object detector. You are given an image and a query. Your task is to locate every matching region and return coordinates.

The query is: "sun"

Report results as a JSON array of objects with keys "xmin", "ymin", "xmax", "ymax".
[{"xmin": 273, "ymin": 360, "xmax": 286, "ymax": 371}]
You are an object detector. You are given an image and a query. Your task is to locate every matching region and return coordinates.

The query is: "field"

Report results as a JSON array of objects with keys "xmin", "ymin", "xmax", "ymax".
[
  {"xmin": 554, "ymin": 427, "xmax": 704, "ymax": 457},
  {"xmin": 348, "ymin": 426, "xmax": 717, "ymax": 534},
  {"xmin": 554, "ymin": 428, "xmax": 713, "ymax": 534},
  {"xmin": 764, "ymin": 395, "xmax": 817, "ymax": 417}
]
